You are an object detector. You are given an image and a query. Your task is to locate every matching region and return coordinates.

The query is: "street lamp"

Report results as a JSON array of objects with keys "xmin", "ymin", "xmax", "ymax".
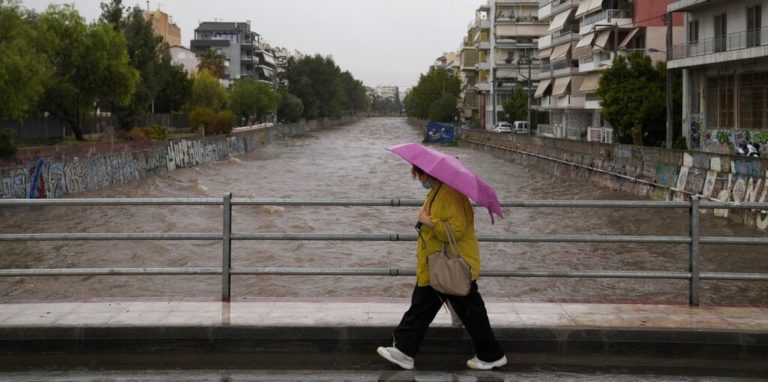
[{"xmin": 517, "ymin": 58, "xmax": 533, "ymax": 135}]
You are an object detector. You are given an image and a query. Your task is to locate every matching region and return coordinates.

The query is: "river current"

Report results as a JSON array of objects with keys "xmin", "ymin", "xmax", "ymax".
[{"xmin": 1, "ymin": 118, "xmax": 766, "ymax": 305}]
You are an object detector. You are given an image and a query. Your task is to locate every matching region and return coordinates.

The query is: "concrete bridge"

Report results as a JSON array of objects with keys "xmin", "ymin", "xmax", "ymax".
[{"xmin": 1, "ymin": 298, "xmax": 766, "ymax": 378}]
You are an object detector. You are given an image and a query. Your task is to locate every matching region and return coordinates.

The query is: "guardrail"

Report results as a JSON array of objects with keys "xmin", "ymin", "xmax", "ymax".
[{"xmin": 2, "ymin": 196, "xmax": 768, "ymax": 305}]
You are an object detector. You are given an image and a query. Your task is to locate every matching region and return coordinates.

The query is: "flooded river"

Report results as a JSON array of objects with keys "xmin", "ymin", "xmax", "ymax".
[{"xmin": 1, "ymin": 117, "xmax": 767, "ymax": 305}]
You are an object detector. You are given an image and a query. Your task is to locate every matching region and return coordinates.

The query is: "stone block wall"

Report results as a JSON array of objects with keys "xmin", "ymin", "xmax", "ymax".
[
  {"xmin": 1, "ymin": 118, "xmax": 352, "ymax": 200},
  {"xmin": 461, "ymin": 130, "xmax": 768, "ymax": 230}
]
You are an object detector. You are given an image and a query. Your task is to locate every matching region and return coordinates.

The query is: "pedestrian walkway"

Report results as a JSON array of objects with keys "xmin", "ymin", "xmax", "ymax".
[
  {"xmin": 1, "ymin": 298, "xmax": 767, "ymax": 374},
  {"xmin": 2, "ymin": 298, "xmax": 766, "ymax": 330}
]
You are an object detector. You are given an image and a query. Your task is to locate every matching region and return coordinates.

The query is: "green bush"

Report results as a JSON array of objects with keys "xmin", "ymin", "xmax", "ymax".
[
  {"xmin": 212, "ymin": 110, "xmax": 235, "ymax": 135},
  {"xmin": 0, "ymin": 129, "xmax": 17, "ymax": 158},
  {"xmin": 673, "ymin": 136, "xmax": 688, "ymax": 150},
  {"xmin": 189, "ymin": 106, "xmax": 216, "ymax": 134},
  {"xmin": 146, "ymin": 124, "xmax": 167, "ymax": 140}
]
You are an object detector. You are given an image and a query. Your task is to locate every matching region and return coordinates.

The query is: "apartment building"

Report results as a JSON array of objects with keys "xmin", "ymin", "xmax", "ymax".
[
  {"xmin": 143, "ymin": 8, "xmax": 181, "ymax": 47},
  {"xmin": 536, "ymin": 0, "xmax": 679, "ymax": 142},
  {"xmin": 461, "ymin": 1, "xmax": 549, "ymax": 130},
  {"xmin": 190, "ymin": 22, "xmax": 277, "ymax": 87},
  {"xmin": 668, "ymin": 0, "xmax": 768, "ymax": 154},
  {"xmin": 374, "ymin": 86, "xmax": 400, "ymax": 101},
  {"xmin": 169, "ymin": 46, "xmax": 198, "ymax": 76}
]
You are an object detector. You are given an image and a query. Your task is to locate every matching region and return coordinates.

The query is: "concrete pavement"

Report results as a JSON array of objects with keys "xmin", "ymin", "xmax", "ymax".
[{"xmin": 0, "ymin": 298, "xmax": 767, "ymax": 375}]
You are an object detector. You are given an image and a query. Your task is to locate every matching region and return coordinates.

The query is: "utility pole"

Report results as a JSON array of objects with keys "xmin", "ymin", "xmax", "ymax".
[{"xmin": 666, "ymin": 12, "xmax": 674, "ymax": 148}]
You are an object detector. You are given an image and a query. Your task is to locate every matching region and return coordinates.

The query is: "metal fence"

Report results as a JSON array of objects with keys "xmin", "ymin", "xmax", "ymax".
[
  {"xmin": 0, "ymin": 113, "xmax": 189, "ymax": 141},
  {"xmin": 2, "ymin": 196, "xmax": 768, "ymax": 305}
]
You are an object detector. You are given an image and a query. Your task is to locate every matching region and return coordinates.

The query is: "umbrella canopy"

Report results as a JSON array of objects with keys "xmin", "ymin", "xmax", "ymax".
[{"xmin": 387, "ymin": 142, "xmax": 502, "ymax": 223}]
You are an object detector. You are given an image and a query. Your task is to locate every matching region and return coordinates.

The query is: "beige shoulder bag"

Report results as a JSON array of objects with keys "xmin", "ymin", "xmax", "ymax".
[{"xmin": 427, "ymin": 222, "xmax": 472, "ymax": 296}]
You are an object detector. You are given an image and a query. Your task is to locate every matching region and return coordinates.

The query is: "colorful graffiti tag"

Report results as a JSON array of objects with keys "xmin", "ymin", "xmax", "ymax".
[{"xmin": 0, "ymin": 136, "xmax": 246, "ymax": 199}]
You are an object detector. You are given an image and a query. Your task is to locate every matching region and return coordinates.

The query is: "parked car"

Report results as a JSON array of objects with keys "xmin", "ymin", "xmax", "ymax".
[
  {"xmin": 491, "ymin": 122, "xmax": 512, "ymax": 133},
  {"xmin": 513, "ymin": 121, "xmax": 529, "ymax": 134}
]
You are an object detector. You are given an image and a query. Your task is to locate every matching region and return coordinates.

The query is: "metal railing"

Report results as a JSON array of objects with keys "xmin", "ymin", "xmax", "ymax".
[
  {"xmin": 672, "ymin": 26, "xmax": 768, "ymax": 60},
  {"xmin": 2, "ymin": 196, "xmax": 768, "ymax": 305}
]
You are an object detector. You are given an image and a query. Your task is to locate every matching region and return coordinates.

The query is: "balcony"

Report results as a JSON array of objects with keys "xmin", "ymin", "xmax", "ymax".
[
  {"xmin": 550, "ymin": 0, "xmax": 579, "ymax": 16},
  {"xmin": 475, "ymin": 61, "xmax": 491, "ymax": 70},
  {"xmin": 551, "ymin": 25, "xmax": 580, "ymax": 46},
  {"xmin": 554, "ymin": 94, "xmax": 585, "ymax": 109},
  {"xmin": 468, "ymin": 18, "xmax": 492, "ymax": 31},
  {"xmin": 538, "ymin": 34, "xmax": 553, "ymax": 50},
  {"xmin": 477, "ymin": 41, "xmax": 492, "ymax": 50},
  {"xmin": 580, "ymin": 9, "xmax": 632, "ymax": 31},
  {"xmin": 670, "ymin": 27, "xmax": 768, "ymax": 67},
  {"xmin": 578, "ymin": 51, "xmax": 614, "ymax": 72},
  {"xmin": 476, "ymin": 82, "xmax": 492, "ymax": 92}
]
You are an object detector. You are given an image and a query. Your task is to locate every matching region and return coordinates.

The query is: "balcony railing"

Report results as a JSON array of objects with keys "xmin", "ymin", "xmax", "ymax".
[
  {"xmin": 580, "ymin": 9, "xmax": 631, "ymax": 30},
  {"xmin": 672, "ymin": 27, "xmax": 768, "ymax": 60},
  {"xmin": 552, "ymin": 25, "xmax": 580, "ymax": 45}
]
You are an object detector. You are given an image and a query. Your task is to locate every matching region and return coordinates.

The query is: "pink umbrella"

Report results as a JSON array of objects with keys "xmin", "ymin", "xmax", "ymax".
[{"xmin": 387, "ymin": 142, "xmax": 502, "ymax": 224}]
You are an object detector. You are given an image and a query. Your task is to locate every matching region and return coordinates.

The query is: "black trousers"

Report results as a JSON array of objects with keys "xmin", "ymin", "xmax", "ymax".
[{"xmin": 392, "ymin": 281, "xmax": 504, "ymax": 362}]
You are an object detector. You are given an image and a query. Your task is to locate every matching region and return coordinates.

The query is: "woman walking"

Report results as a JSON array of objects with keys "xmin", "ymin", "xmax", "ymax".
[{"xmin": 376, "ymin": 160, "xmax": 506, "ymax": 370}]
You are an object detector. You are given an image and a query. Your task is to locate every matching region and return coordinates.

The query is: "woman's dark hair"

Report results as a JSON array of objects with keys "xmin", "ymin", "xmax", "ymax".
[{"xmin": 411, "ymin": 165, "xmax": 426, "ymax": 180}]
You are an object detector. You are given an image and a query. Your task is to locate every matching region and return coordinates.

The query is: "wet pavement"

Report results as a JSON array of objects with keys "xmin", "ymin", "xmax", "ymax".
[{"xmin": 1, "ymin": 298, "xmax": 767, "ymax": 380}]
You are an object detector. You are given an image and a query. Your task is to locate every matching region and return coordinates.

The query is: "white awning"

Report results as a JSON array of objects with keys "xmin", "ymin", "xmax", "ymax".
[
  {"xmin": 550, "ymin": 42, "xmax": 572, "ymax": 61},
  {"xmin": 576, "ymin": 33, "xmax": 595, "ymax": 48},
  {"xmin": 619, "ymin": 28, "xmax": 640, "ymax": 49},
  {"xmin": 579, "ymin": 73, "xmax": 601, "ymax": 93},
  {"xmin": 593, "ymin": 29, "xmax": 612, "ymax": 51},
  {"xmin": 548, "ymin": 8, "xmax": 574, "ymax": 32},
  {"xmin": 534, "ymin": 78, "xmax": 552, "ymax": 98},
  {"xmin": 538, "ymin": 47, "xmax": 553, "ymax": 59},
  {"xmin": 586, "ymin": 0, "xmax": 603, "ymax": 14},
  {"xmin": 575, "ymin": 0, "xmax": 591, "ymax": 18},
  {"xmin": 552, "ymin": 76, "xmax": 571, "ymax": 96}
]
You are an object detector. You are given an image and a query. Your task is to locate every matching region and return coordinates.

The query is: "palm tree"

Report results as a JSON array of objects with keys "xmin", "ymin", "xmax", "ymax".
[{"xmin": 197, "ymin": 48, "xmax": 227, "ymax": 78}]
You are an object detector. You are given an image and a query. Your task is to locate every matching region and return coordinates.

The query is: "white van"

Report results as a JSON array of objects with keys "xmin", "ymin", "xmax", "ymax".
[{"xmin": 513, "ymin": 121, "xmax": 529, "ymax": 134}]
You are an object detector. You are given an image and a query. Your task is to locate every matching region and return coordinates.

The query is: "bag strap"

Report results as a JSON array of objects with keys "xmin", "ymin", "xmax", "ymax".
[
  {"xmin": 427, "ymin": 183, "xmax": 443, "ymax": 211},
  {"xmin": 443, "ymin": 222, "xmax": 460, "ymax": 258}
]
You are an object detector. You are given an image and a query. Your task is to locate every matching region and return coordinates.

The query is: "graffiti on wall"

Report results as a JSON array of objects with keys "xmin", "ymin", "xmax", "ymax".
[{"xmin": 0, "ymin": 136, "xmax": 246, "ymax": 199}]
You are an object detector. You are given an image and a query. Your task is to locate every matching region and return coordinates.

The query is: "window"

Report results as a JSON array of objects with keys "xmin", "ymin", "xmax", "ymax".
[
  {"xmin": 635, "ymin": 35, "xmax": 646, "ymax": 50},
  {"xmin": 706, "ymin": 75, "xmax": 735, "ymax": 128},
  {"xmin": 747, "ymin": 5, "xmax": 762, "ymax": 47},
  {"xmin": 714, "ymin": 14, "xmax": 727, "ymax": 52},
  {"xmin": 740, "ymin": 72, "xmax": 768, "ymax": 129},
  {"xmin": 687, "ymin": 19, "xmax": 699, "ymax": 44}
]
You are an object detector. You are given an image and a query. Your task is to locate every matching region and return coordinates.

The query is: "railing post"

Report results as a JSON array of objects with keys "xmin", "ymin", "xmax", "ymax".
[
  {"xmin": 689, "ymin": 196, "xmax": 700, "ymax": 306},
  {"xmin": 222, "ymin": 193, "xmax": 232, "ymax": 301}
]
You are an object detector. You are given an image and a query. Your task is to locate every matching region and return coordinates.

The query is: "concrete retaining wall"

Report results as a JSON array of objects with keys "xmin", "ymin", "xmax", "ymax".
[
  {"xmin": 0, "ymin": 118, "xmax": 354, "ymax": 199},
  {"xmin": 461, "ymin": 129, "xmax": 768, "ymax": 230}
]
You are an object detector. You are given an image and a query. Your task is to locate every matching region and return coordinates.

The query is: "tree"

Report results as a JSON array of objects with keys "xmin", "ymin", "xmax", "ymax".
[
  {"xmin": 190, "ymin": 71, "xmax": 227, "ymax": 111},
  {"xmin": 154, "ymin": 63, "xmax": 192, "ymax": 113},
  {"xmin": 229, "ymin": 78, "xmax": 281, "ymax": 124},
  {"xmin": 36, "ymin": 4, "xmax": 138, "ymax": 140},
  {"xmin": 597, "ymin": 52, "xmax": 665, "ymax": 145},
  {"xmin": 109, "ymin": 6, "xmax": 173, "ymax": 129},
  {"xmin": 502, "ymin": 85, "xmax": 528, "ymax": 122},
  {"xmin": 339, "ymin": 71, "xmax": 369, "ymax": 114},
  {"xmin": 277, "ymin": 90, "xmax": 303, "ymax": 123},
  {"xmin": 0, "ymin": 0, "xmax": 50, "ymax": 120},
  {"xmin": 98, "ymin": 0, "xmax": 126, "ymax": 30},
  {"xmin": 284, "ymin": 54, "xmax": 344, "ymax": 119},
  {"xmin": 428, "ymin": 93, "xmax": 458, "ymax": 122},
  {"xmin": 404, "ymin": 68, "xmax": 461, "ymax": 119},
  {"xmin": 197, "ymin": 48, "xmax": 227, "ymax": 78}
]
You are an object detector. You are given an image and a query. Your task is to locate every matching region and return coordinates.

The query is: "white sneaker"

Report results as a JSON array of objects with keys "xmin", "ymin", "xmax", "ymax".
[
  {"xmin": 466, "ymin": 355, "xmax": 507, "ymax": 370},
  {"xmin": 377, "ymin": 346, "xmax": 414, "ymax": 370}
]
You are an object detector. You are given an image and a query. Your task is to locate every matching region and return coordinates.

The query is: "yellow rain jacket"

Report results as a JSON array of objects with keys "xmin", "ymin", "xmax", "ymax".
[{"xmin": 416, "ymin": 183, "xmax": 480, "ymax": 287}]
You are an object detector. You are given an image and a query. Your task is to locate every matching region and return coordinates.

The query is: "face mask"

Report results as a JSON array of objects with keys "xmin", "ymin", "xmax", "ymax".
[{"xmin": 422, "ymin": 182, "xmax": 432, "ymax": 190}]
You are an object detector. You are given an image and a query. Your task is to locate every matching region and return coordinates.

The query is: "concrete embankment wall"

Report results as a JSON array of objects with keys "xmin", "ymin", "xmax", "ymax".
[
  {"xmin": 460, "ymin": 129, "xmax": 768, "ymax": 230},
  {"xmin": 0, "ymin": 118, "xmax": 354, "ymax": 199}
]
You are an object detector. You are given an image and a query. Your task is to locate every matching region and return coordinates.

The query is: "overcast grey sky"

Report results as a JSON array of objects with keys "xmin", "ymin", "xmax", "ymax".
[{"xmin": 22, "ymin": 0, "xmax": 483, "ymax": 90}]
